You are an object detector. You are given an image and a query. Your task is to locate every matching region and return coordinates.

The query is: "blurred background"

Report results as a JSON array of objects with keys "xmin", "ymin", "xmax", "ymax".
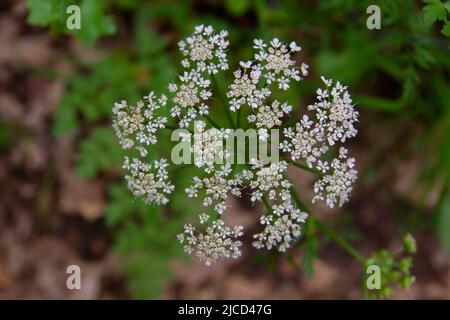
[{"xmin": 0, "ymin": 0, "xmax": 449, "ymax": 299}]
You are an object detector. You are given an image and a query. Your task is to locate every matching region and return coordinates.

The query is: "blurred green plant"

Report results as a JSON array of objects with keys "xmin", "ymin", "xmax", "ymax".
[
  {"xmin": 26, "ymin": 0, "xmax": 116, "ymax": 45},
  {"xmin": 423, "ymin": 0, "xmax": 450, "ymax": 36},
  {"xmin": 364, "ymin": 234, "xmax": 416, "ymax": 299}
]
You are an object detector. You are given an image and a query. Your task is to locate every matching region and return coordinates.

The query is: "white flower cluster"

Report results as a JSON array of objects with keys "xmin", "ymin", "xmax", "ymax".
[
  {"xmin": 248, "ymin": 100, "xmax": 292, "ymax": 141},
  {"xmin": 308, "ymin": 77, "xmax": 358, "ymax": 146},
  {"xmin": 186, "ymin": 164, "xmax": 243, "ymax": 214},
  {"xmin": 248, "ymin": 100, "xmax": 292, "ymax": 129},
  {"xmin": 253, "ymin": 200, "xmax": 309, "ymax": 252},
  {"xmin": 281, "ymin": 118, "xmax": 328, "ymax": 167},
  {"xmin": 112, "ymin": 25, "xmax": 359, "ymax": 265},
  {"xmin": 281, "ymin": 77, "xmax": 359, "ymax": 208},
  {"xmin": 191, "ymin": 121, "xmax": 231, "ymax": 173},
  {"xmin": 227, "ymin": 68, "xmax": 271, "ymax": 111},
  {"xmin": 112, "ymin": 92, "xmax": 168, "ymax": 157},
  {"xmin": 178, "ymin": 24, "xmax": 229, "ymax": 73},
  {"xmin": 122, "ymin": 157, "xmax": 174, "ymax": 205},
  {"xmin": 244, "ymin": 159, "xmax": 291, "ymax": 202},
  {"xmin": 253, "ymin": 38, "xmax": 307, "ymax": 90},
  {"xmin": 313, "ymin": 147, "xmax": 357, "ymax": 208},
  {"xmin": 169, "ymin": 25, "xmax": 229, "ymax": 128},
  {"xmin": 177, "ymin": 214, "xmax": 243, "ymax": 266},
  {"xmin": 226, "ymin": 38, "xmax": 306, "ymax": 112}
]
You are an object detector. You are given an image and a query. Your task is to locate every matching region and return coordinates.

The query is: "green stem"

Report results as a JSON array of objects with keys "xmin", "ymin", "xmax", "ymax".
[
  {"xmin": 164, "ymin": 124, "xmax": 178, "ymax": 131},
  {"xmin": 204, "ymin": 114, "xmax": 221, "ymax": 129},
  {"xmin": 312, "ymin": 216, "xmax": 365, "ymax": 263},
  {"xmin": 287, "ymin": 160, "xmax": 325, "ymax": 177},
  {"xmin": 236, "ymin": 108, "xmax": 241, "ymax": 128},
  {"xmin": 212, "ymin": 75, "xmax": 235, "ymax": 128},
  {"xmin": 289, "ymin": 186, "xmax": 365, "ymax": 263},
  {"xmin": 262, "ymin": 195, "xmax": 271, "ymax": 211}
]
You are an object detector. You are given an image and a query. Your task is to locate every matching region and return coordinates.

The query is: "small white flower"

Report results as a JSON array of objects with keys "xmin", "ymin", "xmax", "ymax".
[
  {"xmin": 112, "ymin": 93, "xmax": 167, "ymax": 154},
  {"xmin": 253, "ymin": 198, "xmax": 308, "ymax": 252},
  {"xmin": 122, "ymin": 157, "xmax": 174, "ymax": 205},
  {"xmin": 178, "ymin": 215, "xmax": 243, "ymax": 266},
  {"xmin": 253, "ymin": 38, "xmax": 266, "ymax": 50},
  {"xmin": 239, "ymin": 61, "xmax": 252, "ymax": 69},
  {"xmin": 289, "ymin": 41, "xmax": 302, "ymax": 52}
]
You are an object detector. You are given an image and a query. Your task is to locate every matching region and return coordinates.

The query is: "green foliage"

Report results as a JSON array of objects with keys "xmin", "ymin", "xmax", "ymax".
[
  {"xmin": 403, "ymin": 233, "xmax": 417, "ymax": 254},
  {"xmin": 26, "ymin": 0, "xmax": 116, "ymax": 45},
  {"xmin": 76, "ymin": 127, "xmax": 124, "ymax": 179},
  {"xmin": 53, "ymin": 53, "xmax": 147, "ymax": 135},
  {"xmin": 26, "ymin": 0, "xmax": 71, "ymax": 27},
  {"xmin": 105, "ymin": 164, "xmax": 203, "ymax": 298},
  {"xmin": 299, "ymin": 219, "xmax": 319, "ymax": 278},
  {"xmin": 422, "ymin": 0, "xmax": 450, "ymax": 36},
  {"xmin": 364, "ymin": 234, "xmax": 417, "ymax": 299},
  {"xmin": 106, "ymin": 183, "xmax": 177, "ymax": 298}
]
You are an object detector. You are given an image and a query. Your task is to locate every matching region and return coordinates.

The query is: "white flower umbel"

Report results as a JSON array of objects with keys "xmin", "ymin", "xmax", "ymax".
[
  {"xmin": 169, "ymin": 25, "xmax": 229, "ymax": 128},
  {"xmin": 178, "ymin": 214, "xmax": 243, "ymax": 266},
  {"xmin": 308, "ymin": 77, "xmax": 359, "ymax": 146},
  {"xmin": 253, "ymin": 198, "xmax": 309, "ymax": 252},
  {"xmin": 122, "ymin": 156, "xmax": 174, "ymax": 205},
  {"xmin": 226, "ymin": 38, "xmax": 307, "ymax": 112},
  {"xmin": 253, "ymin": 38, "xmax": 306, "ymax": 90},
  {"xmin": 191, "ymin": 121, "xmax": 231, "ymax": 173},
  {"xmin": 282, "ymin": 119, "xmax": 328, "ymax": 168},
  {"xmin": 312, "ymin": 147, "xmax": 357, "ymax": 208},
  {"xmin": 112, "ymin": 92, "xmax": 167, "ymax": 157},
  {"xmin": 247, "ymin": 100, "xmax": 292, "ymax": 130},
  {"xmin": 281, "ymin": 77, "xmax": 359, "ymax": 208},
  {"xmin": 178, "ymin": 24, "xmax": 229, "ymax": 74},
  {"xmin": 246, "ymin": 159, "xmax": 291, "ymax": 202},
  {"xmin": 112, "ymin": 25, "xmax": 360, "ymax": 266},
  {"xmin": 186, "ymin": 164, "xmax": 243, "ymax": 214},
  {"xmin": 226, "ymin": 68, "xmax": 271, "ymax": 110}
]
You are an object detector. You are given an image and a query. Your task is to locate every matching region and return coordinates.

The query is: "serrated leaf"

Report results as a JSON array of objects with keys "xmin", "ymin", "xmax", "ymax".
[
  {"xmin": 444, "ymin": 1, "xmax": 450, "ymax": 12},
  {"xmin": 423, "ymin": 1, "xmax": 447, "ymax": 24},
  {"xmin": 442, "ymin": 22, "xmax": 450, "ymax": 36}
]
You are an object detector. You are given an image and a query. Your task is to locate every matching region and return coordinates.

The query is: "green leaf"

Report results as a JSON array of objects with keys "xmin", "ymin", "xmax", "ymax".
[
  {"xmin": 300, "ymin": 219, "xmax": 318, "ymax": 277},
  {"xmin": 445, "ymin": 1, "xmax": 450, "ymax": 12},
  {"xmin": 26, "ymin": 0, "xmax": 55, "ymax": 25},
  {"xmin": 442, "ymin": 22, "xmax": 450, "ymax": 36},
  {"xmin": 403, "ymin": 234, "xmax": 417, "ymax": 254},
  {"xmin": 423, "ymin": 1, "xmax": 447, "ymax": 24},
  {"xmin": 25, "ymin": 0, "xmax": 116, "ymax": 45},
  {"xmin": 76, "ymin": 126, "xmax": 124, "ymax": 179},
  {"xmin": 53, "ymin": 53, "xmax": 147, "ymax": 136},
  {"xmin": 71, "ymin": 0, "xmax": 116, "ymax": 46}
]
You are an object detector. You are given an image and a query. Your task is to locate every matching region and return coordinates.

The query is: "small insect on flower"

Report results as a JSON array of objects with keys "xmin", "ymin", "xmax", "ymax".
[{"xmin": 112, "ymin": 25, "xmax": 359, "ymax": 266}]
